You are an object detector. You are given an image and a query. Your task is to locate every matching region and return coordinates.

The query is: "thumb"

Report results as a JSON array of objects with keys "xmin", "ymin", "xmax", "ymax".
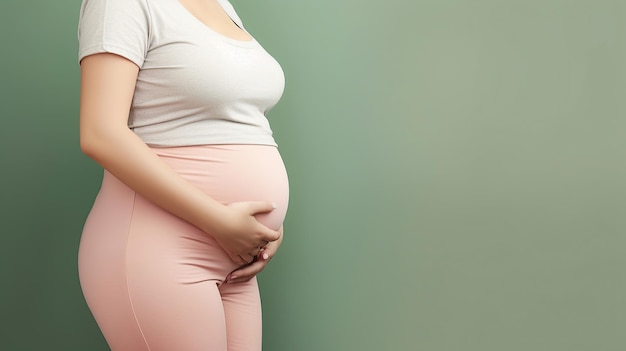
[
  {"xmin": 245, "ymin": 201, "xmax": 277, "ymax": 215},
  {"xmin": 260, "ymin": 228, "xmax": 281, "ymax": 243}
]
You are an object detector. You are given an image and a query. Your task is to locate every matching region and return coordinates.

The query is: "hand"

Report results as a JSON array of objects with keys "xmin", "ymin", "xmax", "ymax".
[
  {"xmin": 210, "ymin": 201, "xmax": 281, "ymax": 266},
  {"xmin": 226, "ymin": 225, "xmax": 284, "ymax": 284}
]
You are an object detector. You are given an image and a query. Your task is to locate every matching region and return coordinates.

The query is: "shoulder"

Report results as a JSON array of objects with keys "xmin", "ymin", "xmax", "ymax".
[
  {"xmin": 79, "ymin": 0, "xmax": 151, "ymax": 19},
  {"xmin": 79, "ymin": 0, "xmax": 153, "ymax": 32},
  {"xmin": 78, "ymin": 0, "xmax": 154, "ymax": 67}
]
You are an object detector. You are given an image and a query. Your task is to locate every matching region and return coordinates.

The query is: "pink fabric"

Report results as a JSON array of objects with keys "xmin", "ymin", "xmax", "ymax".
[{"xmin": 78, "ymin": 145, "xmax": 289, "ymax": 350}]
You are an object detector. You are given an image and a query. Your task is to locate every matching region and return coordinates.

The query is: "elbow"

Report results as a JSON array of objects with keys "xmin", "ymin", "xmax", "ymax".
[
  {"xmin": 79, "ymin": 114, "xmax": 132, "ymax": 161},
  {"xmin": 79, "ymin": 123, "xmax": 130, "ymax": 162},
  {"xmin": 79, "ymin": 135, "xmax": 92, "ymax": 157},
  {"xmin": 79, "ymin": 130, "xmax": 99, "ymax": 158},
  {"xmin": 79, "ymin": 125, "xmax": 112, "ymax": 160}
]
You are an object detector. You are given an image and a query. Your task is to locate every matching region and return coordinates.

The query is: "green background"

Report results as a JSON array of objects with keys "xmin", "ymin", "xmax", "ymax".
[{"xmin": 1, "ymin": 0, "xmax": 625, "ymax": 350}]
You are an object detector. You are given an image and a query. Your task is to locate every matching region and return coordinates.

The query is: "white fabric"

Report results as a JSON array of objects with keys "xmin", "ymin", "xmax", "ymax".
[{"xmin": 78, "ymin": 0, "xmax": 285, "ymax": 147}]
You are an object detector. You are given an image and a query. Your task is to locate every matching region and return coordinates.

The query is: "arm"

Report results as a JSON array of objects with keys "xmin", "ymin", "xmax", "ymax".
[{"xmin": 79, "ymin": 53, "xmax": 280, "ymax": 265}]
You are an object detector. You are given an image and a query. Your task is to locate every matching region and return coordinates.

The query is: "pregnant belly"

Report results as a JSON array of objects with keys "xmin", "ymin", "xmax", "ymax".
[{"xmin": 152, "ymin": 144, "xmax": 289, "ymax": 230}]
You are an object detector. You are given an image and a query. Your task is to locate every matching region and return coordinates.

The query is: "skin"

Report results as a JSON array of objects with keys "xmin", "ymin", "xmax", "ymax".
[
  {"xmin": 79, "ymin": 0, "xmax": 283, "ymax": 282},
  {"xmin": 178, "ymin": 0, "xmax": 253, "ymax": 41}
]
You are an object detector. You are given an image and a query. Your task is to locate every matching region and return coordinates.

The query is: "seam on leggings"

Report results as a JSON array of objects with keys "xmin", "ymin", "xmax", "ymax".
[{"xmin": 124, "ymin": 192, "xmax": 152, "ymax": 351}]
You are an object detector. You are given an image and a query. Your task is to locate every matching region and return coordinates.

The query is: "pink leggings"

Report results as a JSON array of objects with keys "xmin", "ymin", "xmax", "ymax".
[{"xmin": 78, "ymin": 145, "xmax": 289, "ymax": 351}]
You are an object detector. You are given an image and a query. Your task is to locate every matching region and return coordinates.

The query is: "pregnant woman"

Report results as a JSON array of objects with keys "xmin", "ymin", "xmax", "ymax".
[{"xmin": 77, "ymin": 0, "xmax": 289, "ymax": 350}]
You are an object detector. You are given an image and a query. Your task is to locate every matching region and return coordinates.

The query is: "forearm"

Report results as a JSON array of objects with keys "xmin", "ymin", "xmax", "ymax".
[{"xmin": 80, "ymin": 124, "xmax": 226, "ymax": 235}]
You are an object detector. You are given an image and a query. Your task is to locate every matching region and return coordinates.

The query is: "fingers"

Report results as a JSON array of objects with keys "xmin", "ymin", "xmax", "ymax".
[
  {"xmin": 258, "ymin": 226, "xmax": 282, "ymax": 261},
  {"xmin": 227, "ymin": 201, "xmax": 280, "ymax": 242},
  {"xmin": 232, "ymin": 247, "xmax": 262, "ymax": 266},
  {"xmin": 258, "ymin": 239, "xmax": 278, "ymax": 261},
  {"xmin": 236, "ymin": 255, "xmax": 250, "ymax": 265},
  {"xmin": 223, "ymin": 231, "xmax": 274, "ymax": 265},
  {"xmin": 241, "ymin": 201, "xmax": 277, "ymax": 215},
  {"xmin": 226, "ymin": 232, "xmax": 282, "ymax": 284},
  {"xmin": 227, "ymin": 244, "xmax": 277, "ymax": 283},
  {"xmin": 259, "ymin": 228, "xmax": 281, "ymax": 243},
  {"xmin": 227, "ymin": 259, "xmax": 266, "ymax": 283}
]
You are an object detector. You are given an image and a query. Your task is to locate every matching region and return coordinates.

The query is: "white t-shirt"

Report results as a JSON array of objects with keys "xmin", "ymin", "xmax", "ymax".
[{"xmin": 78, "ymin": 0, "xmax": 285, "ymax": 147}]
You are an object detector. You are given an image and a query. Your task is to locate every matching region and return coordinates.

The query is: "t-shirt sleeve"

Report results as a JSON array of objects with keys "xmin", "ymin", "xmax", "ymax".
[{"xmin": 77, "ymin": 0, "xmax": 151, "ymax": 67}]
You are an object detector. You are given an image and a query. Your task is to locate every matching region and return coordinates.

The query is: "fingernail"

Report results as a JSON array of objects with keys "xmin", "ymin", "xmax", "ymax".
[
  {"xmin": 229, "ymin": 275, "xmax": 237, "ymax": 280},
  {"xmin": 262, "ymin": 253, "xmax": 269, "ymax": 260},
  {"xmin": 271, "ymin": 203, "xmax": 277, "ymax": 209}
]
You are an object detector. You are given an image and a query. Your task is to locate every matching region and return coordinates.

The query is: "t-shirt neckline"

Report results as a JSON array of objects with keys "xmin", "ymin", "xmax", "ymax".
[{"xmin": 172, "ymin": 0, "xmax": 258, "ymax": 48}]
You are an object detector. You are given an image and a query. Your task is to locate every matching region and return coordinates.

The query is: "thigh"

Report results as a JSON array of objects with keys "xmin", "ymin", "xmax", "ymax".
[
  {"xmin": 125, "ymin": 192, "xmax": 231, "ymax": 351},
  {"xmin": 128, "ymin": 279, "xmax": 228, "ymax": 351},
  {"xmin": 220, "ymin": 277, "xmax": 263, "ymax": 351}
]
